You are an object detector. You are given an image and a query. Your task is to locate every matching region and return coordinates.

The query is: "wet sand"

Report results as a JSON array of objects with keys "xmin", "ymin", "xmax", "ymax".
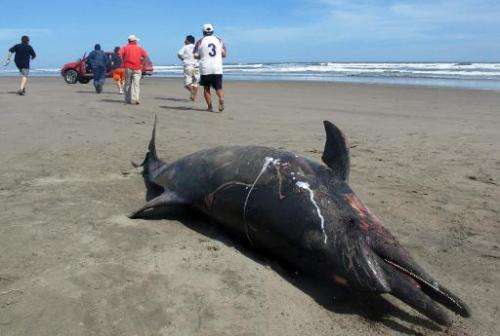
[{"xmin": 0, "ymin": 77, "xmax": 498, "ymax": 336}]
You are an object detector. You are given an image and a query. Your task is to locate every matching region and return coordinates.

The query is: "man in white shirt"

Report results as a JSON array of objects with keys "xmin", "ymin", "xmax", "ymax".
[
  {"xmin": 177, "ymin": 35, "xmax": 199, "ymax": 101},
  {"xmin": 193, "ymin": 24, "xmax": 227, "ymax": 112}
]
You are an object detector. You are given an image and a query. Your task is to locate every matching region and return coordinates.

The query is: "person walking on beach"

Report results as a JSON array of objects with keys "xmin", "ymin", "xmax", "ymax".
[
  {"xmin": 178, "ymin": 35, "xmax": 199, "ymax": 101},
  {"xmin": 110, "ymin": 46, "xmax": 125, "ymax": 94},
  {"xmin": 87, "ymin": 44, "xmax": 109, "ymax": 94},
  {"xmin": 194, "ymin": 24, "xmax": 227, "ymax": 112},
  {"xmin": 119, "ymin": 35, "xmax": 148, "ymax": 105},
  {"xmin": 4, "ymin": 35, "xmax": 36, "ymax": 95}
]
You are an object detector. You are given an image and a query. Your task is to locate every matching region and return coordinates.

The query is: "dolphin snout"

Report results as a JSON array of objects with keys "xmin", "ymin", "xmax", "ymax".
[{"xmin": 342, "ymin": 192, "xmax": 470, "ymax": 326}]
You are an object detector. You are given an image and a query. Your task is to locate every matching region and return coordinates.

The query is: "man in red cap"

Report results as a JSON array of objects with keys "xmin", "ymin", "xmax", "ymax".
[{"xmin": 119, "ymin": 35, "xmax": 149, "ymax": 104}]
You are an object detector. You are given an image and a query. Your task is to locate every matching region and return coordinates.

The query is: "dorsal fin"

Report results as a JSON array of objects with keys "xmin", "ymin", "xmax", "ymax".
[{"xmin": 321, "ymin": 120, "xmax": 350, "ymax": 181}]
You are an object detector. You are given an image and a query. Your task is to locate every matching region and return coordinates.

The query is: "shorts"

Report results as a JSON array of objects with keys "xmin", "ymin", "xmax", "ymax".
[
  {"xmin": 184, "ymin": 67, "xmax": 200, "ymax": 86},
  {"xmin": 18, "ymin": 68, "xmax": 29, "ymax": 76},
  {"xmin": 112, "ymin": 68, "xmax": 125, "ymax": 81},
  {"xmin": 200, "ymin": 74, "xmax": 223, "ymax": 90}
]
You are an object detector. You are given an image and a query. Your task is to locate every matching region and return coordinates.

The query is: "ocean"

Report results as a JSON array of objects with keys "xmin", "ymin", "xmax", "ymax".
[{"xmin": 2, "ymin": 62, "xmax": 500, "ymax": 90}]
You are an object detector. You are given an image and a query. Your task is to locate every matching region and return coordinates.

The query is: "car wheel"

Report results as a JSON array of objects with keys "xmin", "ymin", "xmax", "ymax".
[{"xmin": 64, "ymin": 70, "xmax": 78, "ymax": 84}]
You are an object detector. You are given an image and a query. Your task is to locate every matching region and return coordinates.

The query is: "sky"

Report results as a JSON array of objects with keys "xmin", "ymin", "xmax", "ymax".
[{"xmin": 0, "ymin": 0, "xmax": 498, "ymax": 67}]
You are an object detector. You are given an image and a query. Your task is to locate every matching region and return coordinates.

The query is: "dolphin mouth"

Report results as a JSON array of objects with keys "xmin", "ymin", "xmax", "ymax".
[
  {"xmin": 383, "ymin": 258, "xmax": 470, "ymax": 316},
  {"xmin": 378, "ymin": 256, "xmax": 471, "ymax": 326},
  {"xmin": 343, "ymin": 192, "xmax": 470, "ymax": 325}
]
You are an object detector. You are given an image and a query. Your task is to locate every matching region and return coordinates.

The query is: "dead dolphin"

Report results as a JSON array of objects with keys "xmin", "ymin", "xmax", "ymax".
[{"xmin": 129, "ymin": 116, "xmax": 470, "ymax": 326}]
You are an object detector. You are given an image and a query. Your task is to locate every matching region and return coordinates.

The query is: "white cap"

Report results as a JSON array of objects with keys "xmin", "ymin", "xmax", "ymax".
[
  {"xmin": 202, "ymin": 24, "xmax": 214, "ymax": 33},
  {"xmin": 128, "ymin": 34, "xmax": 139, "ymax": 41}
]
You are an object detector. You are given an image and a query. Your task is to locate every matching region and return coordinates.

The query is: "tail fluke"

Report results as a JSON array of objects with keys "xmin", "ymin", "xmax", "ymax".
[
  {"xmin": 148, "ymin": 112, "xmax": 158, "ymax": 162},
  {"xmin": 132, "ymin": 113, "xmax": 167, "ymax": 196},
  {"xmin": 132, "ymin": 113, "xmax": 159, "ymax": 168}
]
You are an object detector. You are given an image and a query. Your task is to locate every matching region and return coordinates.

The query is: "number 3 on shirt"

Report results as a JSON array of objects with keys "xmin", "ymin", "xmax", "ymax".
[{"xmin": 208, "ymin": 43, "xmax": 217, "ymax": 57}]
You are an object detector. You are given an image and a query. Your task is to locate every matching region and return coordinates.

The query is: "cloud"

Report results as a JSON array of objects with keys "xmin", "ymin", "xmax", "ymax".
[
  {"xmin": 390, "ymin": 1, "xmax": 500, "ymax": 23},
  {"xmin": 226, "ymin": 26, "xmax": 313, "ymax": 44},
  {"xmin": 0, "ymin": 28, "xmax": 52, "ymax": 41},
  {"xmin": 322, "ymin": 0, "xmax": 500, "ymax": 40},
  {"xmin": 230, "ymin": 0, "xmax": 500, "ymax": 45}
]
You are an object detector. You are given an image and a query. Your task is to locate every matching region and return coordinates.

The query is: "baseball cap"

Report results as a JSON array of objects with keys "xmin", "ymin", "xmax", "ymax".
[
  {"xmin": 202, "ymin": 24, "xmax": 214, "ymax": 33},
  {"xmin": 128, "ymin": 34, "xmax": 139, "ymax": 41}
]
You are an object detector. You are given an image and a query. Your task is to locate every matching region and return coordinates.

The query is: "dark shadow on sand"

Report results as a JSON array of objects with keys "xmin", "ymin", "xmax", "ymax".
[
  {"xmin": 101, "ymin": 98, "xmax": 126, "ymax": 104},
  {"xmin": 133, "ymin": 205, "xmax": 442, "ymax": 335},
  {"xmin": 155, "ymin": 97, "xmax": 190, "ymax": 102},
  {"xmin": 160, "ymin": 105, "xmax": 213, "ymax": 113},
  {"xmin": 76, "ymin": 90, "xmax": 123, "ymax": 95}
]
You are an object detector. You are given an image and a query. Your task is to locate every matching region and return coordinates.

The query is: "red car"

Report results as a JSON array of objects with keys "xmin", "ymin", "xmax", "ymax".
[{"xmin": 61, "ymin": 52, "xmax": 153, "ymax": 84}]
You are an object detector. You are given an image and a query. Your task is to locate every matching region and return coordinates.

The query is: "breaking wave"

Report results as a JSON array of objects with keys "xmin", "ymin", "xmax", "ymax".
[{"xmin": 2, "ymin": 62, "xmax": 500, "ymax": 90}]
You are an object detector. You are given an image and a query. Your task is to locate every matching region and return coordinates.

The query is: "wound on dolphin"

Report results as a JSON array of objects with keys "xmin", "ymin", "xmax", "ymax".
[
  {"xmin": 129, "ymin": 115, "xmax": 471, "ymax": 327},
  {"xmin": 295, "ymin": 181, "xmax": 327, "ymax": 244},
  {"xmin": 243, "ymin": 156, "xmax": 281, "ymax": 243}
]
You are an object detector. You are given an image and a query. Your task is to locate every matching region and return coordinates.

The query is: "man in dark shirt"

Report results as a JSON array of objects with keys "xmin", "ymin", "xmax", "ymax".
[
  {"xmin": 5, "ymin": 35, "xmax": 36, "ymax": 95},
  {"xmin": 87, "ymin": 44, "xmax": 109, "ymax": 94}
]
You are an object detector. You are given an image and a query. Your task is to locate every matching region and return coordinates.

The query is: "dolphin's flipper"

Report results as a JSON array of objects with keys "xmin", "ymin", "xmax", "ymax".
[
  {"xmin": 322, "ymin": 120, "xmax": 350, "ymax": 181},
  {"xmin": 129, "ymin": 190, "xmax": 188, "ymax": 219}
]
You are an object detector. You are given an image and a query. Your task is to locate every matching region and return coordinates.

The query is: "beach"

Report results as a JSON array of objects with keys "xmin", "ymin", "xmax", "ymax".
[{"xmin": 0, "ymin": 77, "xmax": 498, "ymax": 335}]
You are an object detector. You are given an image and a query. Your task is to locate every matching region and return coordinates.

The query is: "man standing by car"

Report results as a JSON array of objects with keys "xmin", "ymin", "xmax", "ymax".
[
  {"xmin": 87, "ymin": 44, "xmax": 108, "ymax": 94},
  {"xmin": 177, "ymin": 35, "xmax": 199, "ymax": 101},
  {"xmin": 4, "ymin": 35, "xmax": 36, "ymax": 95},
  {"xmin": 119, "ymin": 35, "xmax": 148, "ymax": 105}
]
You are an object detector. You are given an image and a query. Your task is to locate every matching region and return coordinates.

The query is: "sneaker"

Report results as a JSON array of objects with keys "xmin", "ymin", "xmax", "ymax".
[
  {"xmin": 17, "ymin": 89, "xmax": 25, "ymax": 96},
  {"xmin": 218, "ymin": 100, "xmax": 225, "ymax": 112}
]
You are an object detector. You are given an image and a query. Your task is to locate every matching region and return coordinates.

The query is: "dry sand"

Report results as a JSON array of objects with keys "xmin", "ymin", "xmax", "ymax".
[{"xmin": 0, "ymin": 77, "xmax": 498, "ymax": 336}]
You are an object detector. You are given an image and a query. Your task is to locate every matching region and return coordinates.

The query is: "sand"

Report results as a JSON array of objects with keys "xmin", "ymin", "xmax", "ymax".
[{"xmin": 0, "ymin": 77, "xmax": 498, "ymax": 336}]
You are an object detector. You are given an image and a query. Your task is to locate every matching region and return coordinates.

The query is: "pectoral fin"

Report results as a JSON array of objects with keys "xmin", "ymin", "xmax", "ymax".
[{"xmin": 129, "ymin": 190, "xmax": 188, "ymax": 219}]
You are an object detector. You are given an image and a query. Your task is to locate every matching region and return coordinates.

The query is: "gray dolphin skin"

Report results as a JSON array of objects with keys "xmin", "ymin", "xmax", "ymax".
[{"xmin": 130, "ymin": 115, "xmax": 470, "ymax": 326}]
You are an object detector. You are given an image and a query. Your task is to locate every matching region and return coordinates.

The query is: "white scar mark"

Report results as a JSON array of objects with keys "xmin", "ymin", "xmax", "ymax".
[
  {"xmin": 243, "ymin": 157, "xmax": 280, "ymax": 243},
  {"xmin": 243, "ymin": 157, "xmax": 279, "ymax": 220},
  {"xmin": 295, "ymin": 181, "xmax": 327, "ymax": 244}
]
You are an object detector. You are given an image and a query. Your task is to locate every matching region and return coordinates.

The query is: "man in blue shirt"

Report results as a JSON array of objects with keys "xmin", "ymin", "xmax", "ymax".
[
  {"xmin": 87, "ymin": 44, "xmax": 109, "ymax": 94},
  {"xmin": 4, "ymin": 35, "xmax": 36, "ymax": 95}
]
